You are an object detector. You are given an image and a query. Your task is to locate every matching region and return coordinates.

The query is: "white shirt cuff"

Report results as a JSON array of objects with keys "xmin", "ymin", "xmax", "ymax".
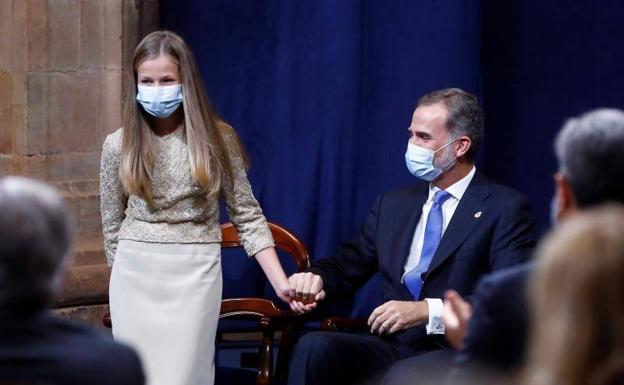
[{"xmin": 424, "ymin": 298, "xmax": 445, "ymax": 334}]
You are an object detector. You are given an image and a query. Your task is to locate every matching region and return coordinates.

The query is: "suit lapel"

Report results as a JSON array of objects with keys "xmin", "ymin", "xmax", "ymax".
[
  {"xmin": 391, "ymin": 186, "xmax": 429, "ymax": 285},
  {"xmin": 426, "ymin": 172, "xmax": 491, "ymax": 275}
]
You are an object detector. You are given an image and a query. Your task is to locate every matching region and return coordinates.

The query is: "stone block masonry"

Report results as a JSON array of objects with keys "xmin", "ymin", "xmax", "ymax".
[{"xmin": 0, "ymin": 0, "xmax": 159, "ymax": 326}]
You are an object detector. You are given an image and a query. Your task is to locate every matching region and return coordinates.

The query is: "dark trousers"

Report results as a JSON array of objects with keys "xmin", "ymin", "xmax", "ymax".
[
  {"xmin": 380, "ymin": 349, "xmax": 454, "ymax": 385},
  {"xmin": 287, "ymin": 331, "xmax": 400, "ymax": 385},
  {"xmin": 287, "ymin": 331, "xmax": 454, "ymax": 385}
]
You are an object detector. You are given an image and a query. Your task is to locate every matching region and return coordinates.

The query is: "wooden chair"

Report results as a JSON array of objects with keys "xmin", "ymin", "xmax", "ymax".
[
  {"xmin": 217, "ymin": 222, "xmax": 310, "ymax": 385},
  {"xmin": 103, "ymin": 221, "xmax": 310, "ymax": 385}
]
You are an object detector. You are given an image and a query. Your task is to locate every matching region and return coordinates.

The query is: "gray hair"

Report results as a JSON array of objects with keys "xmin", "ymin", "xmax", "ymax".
[
  {"xmin": 417, "ymin": 88, "xmax": 484, "ymax": 162},
  {"xmin": 0, "ymin": 177, "xmax": 72, "ymax": 311},
  {"xmin": 555, "ymin": 108, "xmax": 624, "ymax": 208}
]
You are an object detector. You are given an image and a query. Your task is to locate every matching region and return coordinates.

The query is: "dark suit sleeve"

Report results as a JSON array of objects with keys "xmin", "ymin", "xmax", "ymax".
[
  {"xmin": 308, "ymin": 195, "xmax": 382, "ymax": 297},
  {"xmin": 489, "ymin": 194, "xmax": 536, "ymax": 270},
  {"xmin": 455, "ymin": 276, "xmax": 500, "ymax": 366},
  {"xmin": 456, "ymin": 265, "xmax": 530, "ymax": 370}
]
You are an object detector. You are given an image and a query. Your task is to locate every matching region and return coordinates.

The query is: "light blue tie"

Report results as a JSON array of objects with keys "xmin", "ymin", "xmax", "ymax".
[{"xmin": 404, "ymin": 190, "xmax": 452, "ymax": 300}]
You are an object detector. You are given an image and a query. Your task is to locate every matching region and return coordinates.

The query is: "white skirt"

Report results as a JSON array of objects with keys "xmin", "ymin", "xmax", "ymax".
[{"xmin": 109, "ymin": 240, "xmax": 222, "ymax": 385}]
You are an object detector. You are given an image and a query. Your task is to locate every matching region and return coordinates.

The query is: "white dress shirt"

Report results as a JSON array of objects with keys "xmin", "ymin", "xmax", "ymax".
[{"xmin": 402, "ymin": 166, "xmax": 476, "ymax": 334}]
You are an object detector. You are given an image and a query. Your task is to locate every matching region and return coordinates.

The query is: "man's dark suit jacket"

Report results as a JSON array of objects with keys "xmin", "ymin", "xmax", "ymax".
[
  {"xmin": 456, "ymin": 262, "xmax": 532, "ymax": 370},
  {"xmin": 0, "ymin": 309, "xmax": 144, "ymax": 385},
  {"xmin": 309, "ymin": 172, "xmax": 536, "ymax": 357}
]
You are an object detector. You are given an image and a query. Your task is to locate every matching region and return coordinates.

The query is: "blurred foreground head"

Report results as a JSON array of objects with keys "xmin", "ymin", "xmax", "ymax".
[
  {"xmin": 528, "ymin": 204, "xmax": 624, "ymax": 385},
  {"xmin": 0, "ymin": 177, "xmax": 72, "ymax": 312},
  {"xmin": 552, "ymin": 108, "xmax": 624, "ymax": 221}
]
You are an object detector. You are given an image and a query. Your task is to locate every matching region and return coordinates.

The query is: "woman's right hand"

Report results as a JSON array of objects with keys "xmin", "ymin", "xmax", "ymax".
[{"xmin": 273, "ymin": 280, "xmax": 293, "ymax": 304}]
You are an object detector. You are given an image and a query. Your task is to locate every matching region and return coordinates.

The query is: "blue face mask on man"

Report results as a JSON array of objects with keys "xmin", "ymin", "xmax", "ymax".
[
  {"xmin": 136, "ymin": 84, "xmax": 184, "ymax": 118},
  {"xmin": 404, "ymin": 139, "xmax": 458, "ymax": 181}
]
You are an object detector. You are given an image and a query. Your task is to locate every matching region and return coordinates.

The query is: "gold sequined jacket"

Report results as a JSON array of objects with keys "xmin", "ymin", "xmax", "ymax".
[{"xmin": 99, "ymin": 126, "xmax": 274, "ymax": 266}]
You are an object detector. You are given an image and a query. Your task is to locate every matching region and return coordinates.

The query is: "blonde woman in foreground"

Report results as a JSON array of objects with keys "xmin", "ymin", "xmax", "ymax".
[{"xmin": 525, "ymin": 205, "xmax": 624, "ymax": 385}]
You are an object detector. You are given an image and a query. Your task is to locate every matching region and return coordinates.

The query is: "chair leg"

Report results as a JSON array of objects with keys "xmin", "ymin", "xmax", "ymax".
[
  {"xmin": 274, "ymin": 322, "xmax": 299, "ymax": 383},
  {"xmin": 257, "ymin": 317, "xmax": 273, "ymax": 385}
]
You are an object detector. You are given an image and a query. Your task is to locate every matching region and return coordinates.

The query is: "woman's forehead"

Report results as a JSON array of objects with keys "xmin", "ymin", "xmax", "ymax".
[{"xmin": 136, "ymin": 54, "xmax": 179, "ymax": 74}]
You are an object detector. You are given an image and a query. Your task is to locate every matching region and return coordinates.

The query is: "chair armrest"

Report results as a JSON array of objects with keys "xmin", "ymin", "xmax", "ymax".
[
  {"xmin": 320, "ymin": 316, "xmax": 369, "ymax": 332},
  {"xmin": 103, "ymin": 299, "xmax": 301, "ymax": 329},
  {"xmin": 219, "ymin": 298, "xmax": 300, "ymax": 329},
  {"xmin": 220, "ymin": 298, "xmax": 283, "ymax": 319}
]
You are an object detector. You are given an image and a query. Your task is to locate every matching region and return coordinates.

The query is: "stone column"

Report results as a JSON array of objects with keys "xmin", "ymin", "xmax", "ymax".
[{"xmin": 0, "ymin": 0, "xmax": 159, "ymax": 325}]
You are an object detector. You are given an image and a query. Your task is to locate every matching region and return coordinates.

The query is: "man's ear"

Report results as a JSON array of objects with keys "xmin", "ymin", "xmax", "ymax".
[
  {"xmin": 455, "ymin": 136, "xmax": 472, "ymax": 158},
  {"xmin": 555, "ymin": 173, "xmax": 578, "ymax": 220}
]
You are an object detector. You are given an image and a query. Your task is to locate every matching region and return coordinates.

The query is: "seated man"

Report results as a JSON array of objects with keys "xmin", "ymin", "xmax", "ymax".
[
  {"xmin": 287, "ymin": 88, "xmax": 537, "ymax": 385},
  {"xmin": 0, "ymin": 177, "xmax": 144, "ymax": 385},
  {"xmin": 444, "ymin": 108, "xmax": 624, "ymax": 373}
]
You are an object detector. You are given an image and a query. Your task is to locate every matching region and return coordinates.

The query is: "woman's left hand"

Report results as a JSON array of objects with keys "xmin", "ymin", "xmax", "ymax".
[
  {"xmin": 274, "ymin": 280, "xmax": 292, "ymax": 303},
  {"xmin": 254, "ymin": 247, "xmax": 297, "ymax": 306}
]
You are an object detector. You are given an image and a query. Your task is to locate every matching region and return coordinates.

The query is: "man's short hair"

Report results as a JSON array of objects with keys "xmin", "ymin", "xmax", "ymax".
[
  {"xmin": 0, "ymin": 177, "xmax": 72, "ymax": 311},
  {"xmin": 555, "ymin": 108, "xmax": 624, "ymax": 208},
  {"xmin": 417, "ymin": 88, "xmax": 484, "ymax": 162}
]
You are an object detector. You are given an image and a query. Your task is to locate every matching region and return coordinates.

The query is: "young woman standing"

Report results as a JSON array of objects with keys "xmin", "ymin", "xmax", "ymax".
[{"xmin": 100, "ymin": 30, "xmax": 291, "ymax": 385}]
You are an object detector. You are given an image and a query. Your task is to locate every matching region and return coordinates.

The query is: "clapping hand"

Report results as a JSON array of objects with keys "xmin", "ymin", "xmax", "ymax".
[{"xmin": 442, "ymin": 290, "xmax": 473, "ymax": 350}]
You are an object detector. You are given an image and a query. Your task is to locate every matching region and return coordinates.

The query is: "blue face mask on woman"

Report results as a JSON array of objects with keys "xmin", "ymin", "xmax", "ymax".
[
  {"xmin": 404, "ymin": 139, "xmax": 458, "ymax": 181},
  {"xmin": 136, "ymin": 84, "xmax": 184, "ymax": 118}
]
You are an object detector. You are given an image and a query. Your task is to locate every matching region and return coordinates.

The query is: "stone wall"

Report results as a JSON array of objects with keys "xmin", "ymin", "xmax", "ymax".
[{"xmin": 0, "ymin": 0, "xmax": 159, "ymax": 326}]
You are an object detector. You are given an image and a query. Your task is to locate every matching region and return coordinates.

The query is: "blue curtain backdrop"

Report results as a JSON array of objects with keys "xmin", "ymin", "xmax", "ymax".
[
  {"xmin": 481, "ymin": 0, "xmax": 624, "ymax": 235},
  {"xmin": 160, "ymin": 0, "xmax": 624, "ymax": 314}
]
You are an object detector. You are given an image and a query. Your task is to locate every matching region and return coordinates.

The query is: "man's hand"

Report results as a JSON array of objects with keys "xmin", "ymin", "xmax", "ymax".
[
  {"xmin": 288, "ymin": 272, "xmax": 326, "ymax": 314},
  {"xmin": 442, "ymin": 290, "xmax": 473, "ymax": 350},
  {"xmin": 368, "ymin": 300, "xmax": 429, "ymax": 335}
]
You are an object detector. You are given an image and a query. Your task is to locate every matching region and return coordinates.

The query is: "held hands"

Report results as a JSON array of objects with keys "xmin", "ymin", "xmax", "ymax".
[
  {"xmin": 442, "ymin": 290, "xmax": 473, "ymax": 350},
  {"xmin": 368, "ymin": 300, "xmax": 429, "ymax": 335},
  {"xmin": 254, "ymin": 247, "xmax": 302, "ymax": 306},
  {"xmin": 287, "ymin": 272, "xmax": 326, "ymax": 314}
]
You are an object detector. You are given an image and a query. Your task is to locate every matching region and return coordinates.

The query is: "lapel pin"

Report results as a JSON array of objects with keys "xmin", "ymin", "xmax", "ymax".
[{"xmin": 474, "ymin": 211, "xmax": 482, "ymax": 218}]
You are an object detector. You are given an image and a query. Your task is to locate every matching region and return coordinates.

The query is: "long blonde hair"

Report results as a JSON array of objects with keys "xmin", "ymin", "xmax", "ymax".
[
  {"xmin": 525, "ymin": 205, "xmax": 624, "ymax": 385},
  {"xmin": 120, "ymin": 30, "xmax": 246, "ymax": 205}
]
